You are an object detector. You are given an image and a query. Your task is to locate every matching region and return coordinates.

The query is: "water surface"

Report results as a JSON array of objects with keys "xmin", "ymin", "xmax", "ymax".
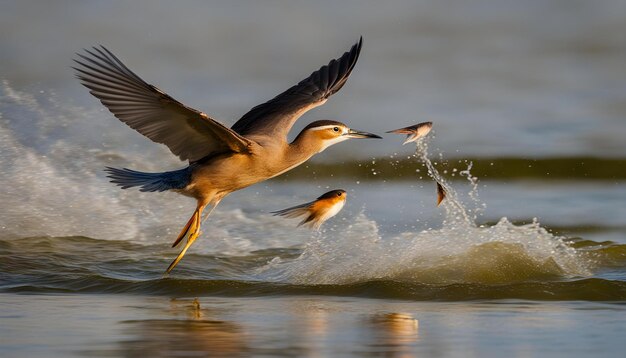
[{"xmin": 3, "ymin": 294, "xmax": 625, "ymax": 358}]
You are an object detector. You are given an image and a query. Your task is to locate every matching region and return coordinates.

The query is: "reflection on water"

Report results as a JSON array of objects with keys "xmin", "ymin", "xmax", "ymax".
[
  {"xmin": 121, "ymin": 319, "xmax": 247, "ymax": 357},
  {"xmin": 119, "ymin": 299, "xmax": 248, "ymax": 357},
  {"xmin": 3, "ymin": 294, "xmax": 626, "ymax": 357},
  {"xmin": 115, "ymin": 298, "xmax": 422, "ymax": 357},
  {"xmin": 367, "ymin": 313, "xmax": 419, "ymax": 357},
  {"xmin": 284, "ymin": 300, "xmax": 332, "ymax": 358}
]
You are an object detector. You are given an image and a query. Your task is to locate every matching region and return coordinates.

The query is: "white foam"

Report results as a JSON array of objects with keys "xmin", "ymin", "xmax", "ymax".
[{"xmin": 256, "ymin": 138, "xmax": 591, "ymax": 285}]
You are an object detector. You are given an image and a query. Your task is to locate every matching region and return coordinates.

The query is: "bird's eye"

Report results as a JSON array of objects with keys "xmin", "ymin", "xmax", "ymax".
[
  {"xmin": 337, "ymin": 192, "xmax": 342, "ymax": 196},
  {"xmin": 333, "ymin": 127, "xmax": 340, "ymax": 132}
]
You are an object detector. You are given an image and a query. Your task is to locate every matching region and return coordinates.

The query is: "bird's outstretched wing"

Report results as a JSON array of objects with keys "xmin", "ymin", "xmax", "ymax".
[
  {"xmin": 74, "ymin": 46, "xmax": 252, "ymax": 162},
  {"xmin": 231, "ymin": 38, "xmax": 362, "ymax": 140}
]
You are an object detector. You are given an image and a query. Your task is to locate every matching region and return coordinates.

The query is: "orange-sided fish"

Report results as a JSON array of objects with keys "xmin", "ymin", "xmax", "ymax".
[{"xmin": 272, "ymin": 189, "xmax": 347, "ymax": 230}]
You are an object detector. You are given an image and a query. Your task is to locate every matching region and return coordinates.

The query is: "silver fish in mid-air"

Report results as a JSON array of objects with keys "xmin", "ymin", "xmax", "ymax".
[{"xmin": 387, "ymin": 121, "xmax": 433, "ymax": 144}]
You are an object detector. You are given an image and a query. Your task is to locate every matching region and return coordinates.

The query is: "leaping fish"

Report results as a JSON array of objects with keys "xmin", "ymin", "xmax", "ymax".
[
  {"xmin": 436, "ymin": 182, "xmax": 447, "ymax": 206},
  {"xmin": 387, "ymin": 121, "xmax": 433, "ymax": 144},
  {"xmin": 272, "ymin": 189, "xmax": 347, "ymax": 230}
]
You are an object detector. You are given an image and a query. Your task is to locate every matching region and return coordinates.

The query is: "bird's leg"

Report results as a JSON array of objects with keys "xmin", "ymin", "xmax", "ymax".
[
  {"xmin": 165, "ymin": 200, "xmax": 221, "ymax": 274},
  {"xmin": 200, "ymin": 200, "xmax": 220, "ymax": 225},
  {"xmin": 165, "ymin": 214, "xmax": 200, "ymax": 274},
  {"xmin": 172, "ymin": 209, "xmax": 200, "ymax": 248}
]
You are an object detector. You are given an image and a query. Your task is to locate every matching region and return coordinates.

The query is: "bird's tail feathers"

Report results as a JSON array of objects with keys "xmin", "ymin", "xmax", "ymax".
[{"xmin": 104, "ymin": 167, "xmax": 191, "ymax": 192}]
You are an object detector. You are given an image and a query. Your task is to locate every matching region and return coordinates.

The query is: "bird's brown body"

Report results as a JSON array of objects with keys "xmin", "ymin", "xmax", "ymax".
[
  {"xmin": 184, "ymin": 123, "xmax": 344, "ymax": 204},
  {"xmin": 74, "ymin": 39, "xmax": 378, "ymax": 273}
]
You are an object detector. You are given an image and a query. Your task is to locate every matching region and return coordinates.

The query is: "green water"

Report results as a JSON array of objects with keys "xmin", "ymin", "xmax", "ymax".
[{"xmin": 281, "ymin": 157, "xmax": 626, "ymax": 182}]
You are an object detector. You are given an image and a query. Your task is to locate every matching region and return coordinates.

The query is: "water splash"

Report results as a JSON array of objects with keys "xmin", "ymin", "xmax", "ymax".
[
  {"xmin": 0, "ymin": 83, "xmax": 596, "ymax": 285},
  {"xmin": 0, "ymin": 81, "xmax": 193, "ymax": 241},
  {"xmin": 258, "ymin": 136, "xmax": 591, "ymax": 285},
  {"xmin": 414, "ymin": 138, "xmax": 477, "ymax": 225}
]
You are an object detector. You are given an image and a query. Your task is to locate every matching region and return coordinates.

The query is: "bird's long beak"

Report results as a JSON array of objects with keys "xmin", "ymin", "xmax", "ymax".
[{"xmin": 344, "ymin": 128, "xmax": 382, "ymax": 139}]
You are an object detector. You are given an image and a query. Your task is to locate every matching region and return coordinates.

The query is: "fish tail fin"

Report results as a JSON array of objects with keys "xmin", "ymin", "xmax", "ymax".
[{"xmin": 271, "ymin": 203, "xmax": 312, "ymax": 219}]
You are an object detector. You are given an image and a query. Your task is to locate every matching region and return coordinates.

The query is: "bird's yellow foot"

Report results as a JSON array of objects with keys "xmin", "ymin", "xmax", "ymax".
[
  {"xmin": 166, "ymin": 226, "xmax": 200, "ymax": 274},
  {"xmin": 165, "ymin": 209, "xmax": 201, "ymax": 274},
  {"xmin": 164, "ymin": 202, "xmax": 217, "ymax": 274},
  {"xmin": 172, "ymin": 210, "xmax": 200, "ymax": 248}
]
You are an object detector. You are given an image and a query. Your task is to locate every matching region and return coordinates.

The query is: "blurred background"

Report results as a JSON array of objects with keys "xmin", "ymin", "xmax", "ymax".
[{"xmin": 1, "ymin": 0, "xmax": 625, "ymax": 160}]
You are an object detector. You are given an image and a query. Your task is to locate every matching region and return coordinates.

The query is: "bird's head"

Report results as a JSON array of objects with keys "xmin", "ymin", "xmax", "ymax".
[{"xmin": 296, "ymin": 120, "xmax": 381, "ymax": 153}]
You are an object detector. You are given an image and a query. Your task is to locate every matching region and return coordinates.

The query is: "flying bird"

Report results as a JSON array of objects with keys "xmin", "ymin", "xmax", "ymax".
[
  {"xmin": 73, "ymin": 38, "xmax": 380, "ymax": 273},
  {"xmin": 272, "ymin": 189, "xmax": 347, "ymax": 230}
]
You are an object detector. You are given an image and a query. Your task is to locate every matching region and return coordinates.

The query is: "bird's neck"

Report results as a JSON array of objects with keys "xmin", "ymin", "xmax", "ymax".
[{"xmin": 281, "ymin": 133, "xmax": 325, "ymax": 172}]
